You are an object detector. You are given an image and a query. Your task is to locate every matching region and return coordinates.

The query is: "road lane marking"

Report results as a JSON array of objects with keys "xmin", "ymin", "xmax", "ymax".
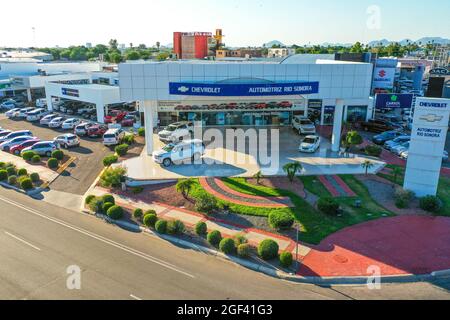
[
  {"xmin": 0, "ymin": 195, "xmax": 195, "ymax": 279},
  {"xmin": 4, "ymin": 231, "xmax": 41, "ymax": 251},
  {"xmin": 130, "ymin": 294, "xmax": 142, "ymax": 300}
]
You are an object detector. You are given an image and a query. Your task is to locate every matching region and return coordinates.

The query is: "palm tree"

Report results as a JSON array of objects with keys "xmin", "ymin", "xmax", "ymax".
[
  {"xmin": 176, "ymin": 179, "xmax": 195, "ymax": 199},
  {"xmin": 283, "ymin": 162, "xmax": 303, "ymax": 183},
  {"xmin": 253, "ymin": 171, "xmax": 263, "ymax": 184},
  {"xmin": 392, "ymin": 167, "xmax": 403, "ymax": 184},
  {"xmin": 361, "ymin": 160, "xmax": 374, "ymax": 176}
]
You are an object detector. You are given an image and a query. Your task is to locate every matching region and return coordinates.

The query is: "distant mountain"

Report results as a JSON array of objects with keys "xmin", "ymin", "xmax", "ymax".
[
  {"xmin": 321, "ymin": 42, "xmax": 353, "ymax": 47},
  {"xmin": 368, "ymin": 39, "xmax": 391, "ymax": 47},
  {"xmin": 263, "ymin": 40, "xmax": 285, "ymax": 48},
  {"xmin": 416, "ymin": 37, "xmax": 450, "ymax": 45},
  {"xmin": 368, "ymin": 37, "xmax": 450, "ymax": 47}
]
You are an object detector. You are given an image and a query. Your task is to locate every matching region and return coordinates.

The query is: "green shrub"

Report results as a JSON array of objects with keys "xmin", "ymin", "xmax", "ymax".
[
  {"xmin": 88, "ymin": 197, "xmax": 103, "ymax": 213},
  {"xmin": 5, "ymin": 162, "xmax": 15, "ymax": 168},
  {"xmin": 143, "ymin": 214, "xmax": 158, "ymax": 228},
  {"xmin": 51, "ymin": 150, "xmax": 64, "ymax": 161},
  {"xmin": 19, "ymin": 177, "xmax": 33, "ymax": 190},
  {"xmin": 131, "ymin": 186, "xmax": 144, "ymax": 194},
  {"xmin": 99, "ymin": 167, "xmax": 127, "ymax": 188},
  {"xmin": 47, "ymin": 158, "xmax": 59, "ymax": 169},
  {"xmin": 144, "ymin": 209, "xmax": 157, "ymax": 216},
  {"xmin": 22, "ymin": 151, "xmax": 36, "ymax": 161},
  {"xmin": 133, "ymin": 208, "xmax": 143, "ymax": 219},
  {"xmin": 394, "ymin": 188, "xmax": 414, "ymax": 209},
  {"xmin": 122, "ymin": 134, "xmax": 135, "ymax": 145},
  {"xmin": 0, "ymin": 170, "xmax": 7, "ymax": 181},
  {"xmin": 268, "ymin": 211, "xmax": 294, "ymax": 230},
  {"xmin": 107, "ymin": 205, "xmax": 124, "ymax": 220},
  {"xmin": 31, "ymin": 155, "xmax": 41, "ymax": 163},
  {"xmin": 137, "ymin": 127, "xmax": 145, "ymax": 137},
  {"xmin": 0, "ymin": 162, "xmax": 5, "ymax": 168},
  {"xmin": 8, "ymin": 175, "xmax": 17, "ymax": 186},
  {"xmin": 279, "ymin": 252, "xmax": 293, "ymax": 268},
  {"xmin": 155, "ymin": 220, "xmax": 168, "ymax": 234},
  {"xmin": 207, "ymin": 230, "xmax": 222, "ymax": 247},
  {"xmin": 237, "ymin": 244, "xmax": 251, "ymax": 258},
  {"xmin": 102, "ymin": 202, "xmax": 115, "ymax": 213},
  {"xmin": 6, "ymin": 166, "xmax": 16, "ymax": 176},
  {"xmin": 317, "ymin": 197, "xmax": 340, "ymax": 215},
  {"xmin": 115, "ymin": 144, "xmax": 129, "ymax": 156},
  {"xmin": 17, "ymin": 168, "xmax": 28, "ymax": 176},
  {"xmin": 103, "ymin": 155, "xmax": 118, "ymax": 167},
  {"xmin": 30, "ymin": 172, "xmax": 40, "ymax": 183},
  {"xmin": 258, "ymin": 239, "xmax": 279, "ymax": 261},
  {"xmin": 195, "ymin": 221, "xmax": 208, "ymax": 236},
  {"xmin": 85, "ymin": 195, "xmax": 96, "ymax": 205},
  {"xmin": 233, "ymin": 234, "xmax": 248, "ymax": 247},
  {"xmin": 167, "ymin": 220, "xmax": 185, "ymax": 235},
  {"xmin": 365, "ymin": 145, "xmax": 383, "ymax": 157},
  {"xmin": 219, "ymin": 238, "xmax": 236, "ymax": 255},
  {"xmin": 101, "ymin": 194, "xmax": 115, "ymax": 205},
  {"xmin": 195, "ymin": 193, "xmax": 218, "ymax": 214},
  {"xmin": 419, "ymin": 195, "xmax": 442, "ymax": 213}
]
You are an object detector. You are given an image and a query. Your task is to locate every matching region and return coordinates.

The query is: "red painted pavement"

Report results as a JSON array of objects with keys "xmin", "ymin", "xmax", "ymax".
[
  {"xmin": 298, "ymin": 215, "xmax": 450, "ymax": 277},
  {"xmin": 318, "ymin": 176, "xmax": 340, "ymax": 197},
  {"xmin": 333, "ymin": 175, "xmax": 357, "ymax": 197}
]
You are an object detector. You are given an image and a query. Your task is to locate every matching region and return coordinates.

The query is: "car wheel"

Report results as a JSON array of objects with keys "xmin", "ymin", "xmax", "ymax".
[
  {"xmin": 64, "ymin": 144, "xmax": 68, "ymax": 149},
  {"xmin": 45, "ymin": 151, "xmax": 51, "ymax": 157},
  {"xmin": 14, "ymin": 150, "xmax": 20, "ymax": 156},
  {"xmin": 162, "ymin": 158, "xmax": 172, "ymax": 167},
  {"xmin": 178, "ymin": 136, "xmax": 184, "ymax": 142}
]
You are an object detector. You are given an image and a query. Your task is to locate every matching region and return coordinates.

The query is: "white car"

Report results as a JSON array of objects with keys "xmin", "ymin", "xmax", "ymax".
[
  {"xmin": 48, "ymin": 117, "xmax": 66, "ymax": 128},
  {"xmin": 153, "ymin": 139, "xmax": 206, "ymax": 167},
  {"xmin": 54, "ymin": 133, "xmax": 80, "ymax": 149},
  {"xmin": 61, "ymin": 118, "xmax": 81, "ymax": 130},
  {"xmin": 26, "ymin": 108, "xmax": 48, "ymax": 122},
  {"xmin": 293, "ymin": 116, "xmax": 316, "ymax": 135},
  {"xmin": 1, "ymin": 101, "xmax": 16, "ymax": 110},
  {"xmin": 158, "ymin": 122, "xmax": 194, "ymax": 143},
  {"xmin": 384, "ymin": 136, "xmax": 410, "ymax": 151},
  {"xmin": 401, "ymin": 150, "xmax": 448, "ymax": 162},
  {"xmin": 0, "ymin": 136, "xmax": 37, "ymax": 152},
  {"xmin": 40, "ymin": 114, "xmax": 59, "ymax": 126},
  {"xmin": 35, "ymin": 98, "xmax": 47, "ymax": 108},
  {"xmin": 391, "ymin": 141, "xmax": 410, "ymax": 156},
  {"xmin": 5, "ymin": 108, "xmax": 22, "ymax": 118},
  {"xmin": 17, "ymin": 107, "xmax": 35, "ymax": 118},
  {"xmin": 299, "ymin": 135, "xmax": 321, "ymax": 153}
]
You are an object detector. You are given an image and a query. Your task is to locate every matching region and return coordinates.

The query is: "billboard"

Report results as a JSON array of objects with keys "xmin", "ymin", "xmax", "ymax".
[
  {"xmin": 169, "ymin": 81, "xmax": 319, "ymax": 96},
  {"xmin": 375, "ymin": 94, "xmax": 414, "ymax": 109},
  {"xmin": 62, "ymin": 88, "xmax": 80, "ymax": 97},
  {"xmin": 372, "ymin": 67, "xmax": 396, "ymax": 89}
]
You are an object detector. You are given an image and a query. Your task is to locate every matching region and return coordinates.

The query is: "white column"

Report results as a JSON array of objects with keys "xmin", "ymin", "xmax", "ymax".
[
  {"xmin": 26, "ymin": 89, "xmax": 32, "ymax": 102},
  {"xmin": 331, "ymin": 99, "xmax": 344, "ymax": 153},
  {"xmin": 96, "ymin": 103, "xmax": 105, "ymax": 124},
  {"xmin": 144, "ymin": 100, "xmax": 156, "ymax": 156}
]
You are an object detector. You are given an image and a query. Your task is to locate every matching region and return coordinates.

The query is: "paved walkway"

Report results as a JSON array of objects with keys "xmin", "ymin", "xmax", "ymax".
[
  {"xmin": 199, "ymin": 177, "xmax": 293, "ymax": 208},
  {"xmin": 318, "ymin": 175, "xmax": 357, "ymax": 197},
  {"xmin": 298, "ymin": 215, "xmax": 450, "ymax": 277},
  {"xmin": 88, "ymin": 185, "xmax": 311, "ymax": 258}
]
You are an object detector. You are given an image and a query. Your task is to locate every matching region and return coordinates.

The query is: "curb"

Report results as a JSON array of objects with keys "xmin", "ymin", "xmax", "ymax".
[
  {"xmin": 81, "ymin": 208, "xmax": 450, "ymax": 286},
  {"xmin": 0, "ymin": 181, "xmax": 45, "ymax": 196}
]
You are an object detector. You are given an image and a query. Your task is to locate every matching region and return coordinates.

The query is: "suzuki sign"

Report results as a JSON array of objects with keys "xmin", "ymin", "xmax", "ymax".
[
  {"xmin": 372, "ymin": 67, "xmax": 396, "ymax": 89},
  {"xmin": 404, "ymin": 97, "xmax": 450, "ymax": 196}
]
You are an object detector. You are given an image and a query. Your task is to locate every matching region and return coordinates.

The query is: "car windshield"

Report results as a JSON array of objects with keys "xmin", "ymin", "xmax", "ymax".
[
  {"xmin": 300, "ymin": 120, "xmax": 313, "ymax": 125},
  {"xmin": 303, "ymin": 138, "xmax": 316, "ymax": 144},
  {"xmin": 104, "ymin": 134, "xmax": 115, "ymax": 139},
  {"xmin": 165, "ymin": 126, "xmax": 177, "ymax": 132},
  {"xmin": 163, "ymin": 145, "xmax": 175, "ymax": 152},
  {"xmin": 67, "ymin": 136, "xmax": 77, "ymax": 141}
]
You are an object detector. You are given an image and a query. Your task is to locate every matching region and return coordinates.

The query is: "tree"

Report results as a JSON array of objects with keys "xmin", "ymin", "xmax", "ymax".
[
  {"xmin": 125, "ymin": 50, "xmax": 140, "ymax": 60},
  {"xmin": 176, "ymin": 179, "xmax": 195, "ymax": 199},
  {"xmin": 343, "ymin": 130, "xmax": 363, "ymax": 153},
  {"xmin": 361, "ymin": 160, "xmax": 374, "ymax": 176},
  {"xmin": 110, "ymin": 52, "xmax": 122, "ymax": 63},
  {"xmin": 109, "ymin": 39, "xmax": 118, "ymax": 50},
  {"xmin": 253, "ymin": 171, "xmax": 263, "ymax": 184},
  {"xmin": 156, "ymin": 52, "xmax": 170, "ymax": 61},
  {"xmin": 156, "ymin": 41, "xmax": 161, "ymax": 50},
  {"xmin": 283, "ymin": 162, "xmax": 303, "ymax": 182},
  {"xmin": 392, "ymin": 167, "xmax": 403, "ymax": 184},
  {"xmin": 350, "ymin": 42, "xmax": 365, "ymax": 53}
]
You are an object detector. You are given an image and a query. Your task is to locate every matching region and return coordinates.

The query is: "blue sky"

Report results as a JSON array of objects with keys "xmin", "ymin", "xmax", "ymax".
[{"xmin": 1, "ymin": 0, "xmax": 449, "ymax": 47}]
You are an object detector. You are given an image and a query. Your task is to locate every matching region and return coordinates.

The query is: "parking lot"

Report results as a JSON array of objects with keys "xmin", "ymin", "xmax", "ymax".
[{"xmin": 0, "ymin": 114, "xmax": 114, "ymax": 195}]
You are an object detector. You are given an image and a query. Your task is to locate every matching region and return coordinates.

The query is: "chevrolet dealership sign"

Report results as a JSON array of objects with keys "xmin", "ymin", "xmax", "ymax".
[{"xmin": 169, "ymin": 81, "xmax": 319, "ymax": 96}]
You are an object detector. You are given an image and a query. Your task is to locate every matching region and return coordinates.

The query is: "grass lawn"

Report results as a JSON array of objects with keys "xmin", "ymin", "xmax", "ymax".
[
  {"xmin": 299, "ymin": 176, "xmax": 331, "ymax": 198},
  {"xmin": 378, "ymin": 164, "xmax": 450, "ymax": 217}
]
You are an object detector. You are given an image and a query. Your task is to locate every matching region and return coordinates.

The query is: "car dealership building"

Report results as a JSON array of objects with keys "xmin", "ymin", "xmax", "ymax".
[{"xmin": 119, "ymin": 56, "xmax": 375, "ymax": 154}]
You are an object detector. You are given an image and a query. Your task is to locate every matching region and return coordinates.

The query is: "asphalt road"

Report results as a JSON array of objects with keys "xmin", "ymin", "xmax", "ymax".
[
  {"xmin": 0, "ymin": 116, "xmax": 113, "ymax": 195},
  {"xmin": 0, "ymin": 188, "xmax": 449, "ymax": 300}
]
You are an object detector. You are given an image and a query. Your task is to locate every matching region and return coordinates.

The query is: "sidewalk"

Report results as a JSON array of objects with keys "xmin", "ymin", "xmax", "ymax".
[{"xmin": 87, "ymin": 185, "xmax": 312, "ymax": 259}]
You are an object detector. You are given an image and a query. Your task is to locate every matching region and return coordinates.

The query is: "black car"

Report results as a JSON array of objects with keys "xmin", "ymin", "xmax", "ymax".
[
  {"xmin": 360, "ymin": 119, "xmax": 403, "ymax": 133},
  {"xmin": 372, "ymin": 130, "xmax": 405, "ymax": 145}
]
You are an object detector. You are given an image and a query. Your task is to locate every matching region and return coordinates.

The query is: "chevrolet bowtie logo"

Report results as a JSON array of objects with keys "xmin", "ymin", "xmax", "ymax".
[
  {"xmin": 419, "ymin": 114, "xmax": 443, "ymax": 123},
  {"xmin": 177, "ymin": 86, "xmax": 190, "ymax": 93}
]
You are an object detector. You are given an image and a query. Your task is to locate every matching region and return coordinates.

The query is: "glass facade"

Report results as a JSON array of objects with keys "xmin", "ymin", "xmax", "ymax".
[
  {"xmin": 346, "ymin": 106, "xmax": 367, "ymax": 123},
  {"xmin": 176, "ymin": 111, "xmax": 292, "ymax": 127}
]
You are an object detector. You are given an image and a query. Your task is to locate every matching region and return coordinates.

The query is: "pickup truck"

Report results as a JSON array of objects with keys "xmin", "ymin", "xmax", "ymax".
[
  {"xmin": 158, "ymin": 121, "xmax": 194, "ymax": 143},
  {"xmin": 292, "ymin": 116, "xmax": 316, "ymax": 135},
  {"xmin": 360, "ymin": 119, "xmax": 403, "ymax": 133}
]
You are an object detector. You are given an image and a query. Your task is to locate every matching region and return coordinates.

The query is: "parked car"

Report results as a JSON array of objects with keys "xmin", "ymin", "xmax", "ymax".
[
  {"xmin": 74, "ymin": 122, "xmax": 94, "ymax": 136},
  {"xmin": 372, "ymin": 131, "xmax": 405, "ymax": 145},
  {"xmin": 0, "ymin": 130, "xmax": 12, "ymax": 139},
  {"xmin": 48, "ymin": 117, "xmax": 66, "ymax": 128},
  {"xmin": 104, "ymin": 110, "xmax": 127, "ymax": 124},
  {"xmin": 292, "ymin": 116, "xmax": 316, "ymax": 135},
  {"xmin": 61, "ymin": 118, "xmax": 81, "ymax": 130},
  {"xmin": 10, "ymin": 138, "xmax": 41, "ymax": 155},
  {"xmin": 0, "ymin": 130, "xmax": 33, "ymax": 143},
  {"xmin": 153, "ymin": 139, "xmax": 206, "ymax": 167},
  {"xmin": 21, "ymin": 141, "xmax": 59, "ymax": 157},
  {"xmin": 26, "ymin": 108, "xmax": 48, "ymax": 122},
  {"xmin": 40, "ymin": 114, "xmax": 60, "ymax": 126},
  {"xmin": 5, "ymin": 108, "xmax": 22, "ymax": 118},
  {"xmin": 121, "ymin": 114, "xmax": 136, "ymax": 127},
  {"xmin": 384, "ymin": 136, "xmax": 411, "ymax": 151},
  {"xmin": 54, "ymin": 133, "xmax": 80, "ymax": 149},
  {"xmin": 299, "ymin": 135, "xmax": 321, "ymax": 153},
  {"xmin": 0, "ymin": 136, "xmax": 37, "ymax": 152},
  {"xmin": 158, "ymin": 122, "xmax": 194, "ymax": 143},
  {"xmin": 360, "ymin": 119, "xmax": 403, "ymax": 133},
  {"xmin": 391, "ymin": 141, "xmax": 410, "ymax": 156},
  {"xmin": 35, "ymin": 98, "xmax": 47, "ymax": 108},
  {"xmin": 0, "ymin": 100, "xmax": 16, "ymax": 110},
  {"xmin": 76, "ymin": 106, "xmax": 93, "ymax": 115},
  {"xmin": 86, "ymin": 124, "xmax": 108, "ymax": 138},
  {"xmin": 17, "ymin": 107, "xmax": 35, "ymax": 119},
  {"xmin": 401, "ymin": 150, "xmax": 448, "ymax": 162},
  {"xmin": 103, "ymin": 128, "xmax": 126, "ymax": 146}
]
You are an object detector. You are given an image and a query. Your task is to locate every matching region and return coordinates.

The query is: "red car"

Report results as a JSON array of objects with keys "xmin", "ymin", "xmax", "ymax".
[
  {"xmin": 104, "ymin": 110, "xmax": 127, "ymax": 124},
  {"xmin": 10, "ymin": 138, "xmax": 40, "ymax": 156},
  {"xmin": 86, "ymin": 124, "xmax": 108, "ymax": 137},
  {"xmin": 121, "ymin": 115, "xmax": 136, "ymax": 127}
]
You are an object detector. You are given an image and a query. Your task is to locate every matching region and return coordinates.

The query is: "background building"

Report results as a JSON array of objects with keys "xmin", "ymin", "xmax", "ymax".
[
  {"xmin": 173, "ymin": 32, "xmax": 213, "ymax": 59},
  {"xmin": 267, "ymin": 48, "xmax": 295, "ymax": 58},
  {"xmin": 216, "ymin": 49, "xmax": 263, "ymax": 59}
]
